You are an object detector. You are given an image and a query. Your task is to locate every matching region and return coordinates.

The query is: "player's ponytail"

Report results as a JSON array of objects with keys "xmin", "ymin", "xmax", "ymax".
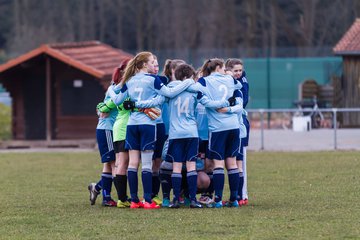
[
  {"xmin": 112, "ymin": 58, "xmax": 131, "ymax": 85},
  {"xmin": 122, "ymin": 52, "xmax": 153, "ymax": 85},
  {"xmin": 162, "ymin": 59, "xmax": 186, "ymax": 80},
  {"xmin": 201, "ymin": 58, "xmax": 224, "ymax": 77}
]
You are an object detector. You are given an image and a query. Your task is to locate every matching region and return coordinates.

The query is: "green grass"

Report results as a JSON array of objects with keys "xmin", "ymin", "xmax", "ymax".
[
  {"xmin": 0, "ymin": 103, "xmax": 11, "ymax": 140},
  {"xmin": 0, "ymin": 151, "xmax": 359, "ymax": 239}
]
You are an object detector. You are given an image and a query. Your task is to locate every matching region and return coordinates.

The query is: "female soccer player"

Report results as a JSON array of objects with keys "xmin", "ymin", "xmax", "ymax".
[
  {"xmin": 187, "ymin": 58, "xmax": 243, "ymax": 208},
  {"xmin": 225, "ymin": 58, "xmax": 250, "ymax": 206},
  {"xmin": 107, "ymin": 52, "xmax": 194, "ymax": 209}
]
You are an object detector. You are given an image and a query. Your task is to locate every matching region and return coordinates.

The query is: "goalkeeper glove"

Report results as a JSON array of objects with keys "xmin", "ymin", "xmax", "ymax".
[
  {"xmin": 228, "ymin": 96, "xmax": 236, "ymax": 106},
  {"xmin": 96, "ymin": 102, "xmax": 111, "ymax": 113},
  {"xmin": 123, "ymin": 100, "xmax": 135, "ymax": 111},
  {"xmin": 139, "ymin": 107, "xmax": 161, "ymax": 120}
]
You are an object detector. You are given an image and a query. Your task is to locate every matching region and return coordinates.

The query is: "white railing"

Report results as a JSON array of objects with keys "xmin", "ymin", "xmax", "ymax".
[{"xmin": 247, "ymin": 108, "xmax": 360, "ymax": 150}]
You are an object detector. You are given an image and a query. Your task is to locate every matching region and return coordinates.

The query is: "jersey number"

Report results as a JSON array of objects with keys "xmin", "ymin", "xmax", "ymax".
[
  {"xmin": 134, "ymin": 87, "xmax": 143, "ymax": 101},
  {"xmin": 219, "ymin": 84, "xmax": 228, "ymax": 101},
  {"xmin": 174, "ymin": 96, "xmax": 190, "ymax": 117}
]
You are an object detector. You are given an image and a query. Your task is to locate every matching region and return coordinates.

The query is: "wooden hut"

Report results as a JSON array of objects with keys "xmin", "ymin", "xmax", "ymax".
[
  {"xmin": 333, "ymin": 19, "xmax": 360, "ymax": 127},
  {"xmin": 0, "ymin": 41, "xmax": 132, "ymax": 141}
]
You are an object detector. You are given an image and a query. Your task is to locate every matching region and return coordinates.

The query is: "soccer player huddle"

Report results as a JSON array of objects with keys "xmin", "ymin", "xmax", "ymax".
[{"xmin": 88, "ymin": 51, "xmax": 250, "ymax": 209}]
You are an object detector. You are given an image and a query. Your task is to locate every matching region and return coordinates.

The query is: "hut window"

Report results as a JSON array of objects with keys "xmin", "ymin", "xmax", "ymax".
[{"xmin": 73, "ymin": 79, "xmax": 83, "ymax": 88}]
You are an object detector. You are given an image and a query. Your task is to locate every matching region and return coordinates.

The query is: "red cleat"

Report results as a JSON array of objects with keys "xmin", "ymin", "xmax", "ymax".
[
  {"xmin": 102, "ymin": 199, "xmax": 117, "ymax": 207},
  {"xmin": 238, "ymin": 200, "xmax": 245, "ymax": 206},
  {"xmin": 143, "ymin": 201, "xmax": 160, "ymax": 209},
  {"xmin": 243, "ymin": 199, "xmax": 248, "ymax": 205},
  {"xmin": 130, "ymin": 201, "xmax": 144, "ymax": 209}
]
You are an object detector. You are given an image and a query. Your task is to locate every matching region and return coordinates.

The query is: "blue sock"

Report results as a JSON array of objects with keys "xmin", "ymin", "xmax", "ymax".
[
  {"xmin": 171, "ymin": 173, "xmax": 182, "ymax": 202},
  {"xmin": 127, "ymin": 168, "xmax": 139, "ymax": 203},
  {"xmin": 238, "ymin": 172, "xmax": 244, "ymax": 201},
  {"xmin": 187, "ymin": 171, "xmax": 198, "ymax": 201},
  {"xmin": 213, "ymin": 168, "xmax": 224, "ymax": 203},
  {"xmin": 152, "ymin": 171, "xmax": 160, "ymax": 198},
  {"xmin": 160, "ymin": 169, "xmax": 172, "ymax": 199},
  {"xmin": 101, "ymin": 172, "xmax": 112, "ymax": 201},
  {"xmin": 142, "ymin": 169, "xmax": 153, "ymax": 203},
  {"xmin": 95, "ymin": 179, "xmax": 102, "ymax": 192},
  {"xmin": 228, "ymin": 168, "xmax": 240, "ymax": 201},
  {"xmin": 207, "ymin": 171, "xmax": 214, "ymax": 198}
]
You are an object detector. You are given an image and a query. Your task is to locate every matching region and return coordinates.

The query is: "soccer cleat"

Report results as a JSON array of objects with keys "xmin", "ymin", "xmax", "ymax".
[
  {"xmin": 169, "ymin": 200, "xmax": 180, "ymax": 209},
  {"xmin": 198, "ymin": 195, "xmax": 214, "ymax": 205},
  {"xmin": 130, "ymin": 201, "xmax": 144, "ymax": 209},
  {"xmin": 224, "ymin": 200, "xmax": 239, "ymax": 208},
  {"xmin": 88, "ymin": 183, "xmax": 100, "ymax": 205},
  {"xmin": 152, "ymin": 195, "xmax": 163, "ymax": 205},
  {"xmin": 117, "ymin": 200, "xmax": 131, "ymax": 208},
  {"xmin": 206, "ymin": 201, "xmax": 223, "ymax": 208},
  {"xmin": 184, "ymin": 197, "xmax": 191, "ymax": 207},
  {"xmin": 238, "ymin": 199, "xmax": 248, "ymax": 206},
  {"xmin": 102, "ymin": 199, "xmax": 117, "ymax": 207},
  {"xmin": 143, "ymin": 201, "xmax": 161, "ymax": 209},
  {"xmin": 162, "ymin": 198, "xmax": 170, "ymax": 207},
  {"xmin": 190, "ymin": 200, "xmax": 203, "ymax": 208},
  {"xmin": 243, "ymin": 199, "xmax": 248, "ymax": 205}
]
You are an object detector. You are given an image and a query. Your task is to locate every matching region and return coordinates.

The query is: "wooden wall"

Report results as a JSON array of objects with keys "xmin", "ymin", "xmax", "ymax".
[{"xmin": 341, "ymin": 56, "xmax": 360, "ymax": 127}]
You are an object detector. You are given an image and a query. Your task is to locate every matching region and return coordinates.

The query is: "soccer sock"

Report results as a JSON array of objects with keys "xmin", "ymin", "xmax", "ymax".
[
  {"xmin": 152, "ymin": 171, "xmax": 160, "ymax": 198},
  {"xmin": 142, "ymin": 169, "xmax": 152, "ymax": 203},
  {"xmin": 228, "ymin": 168, "xmax": 240, "ymax": 202},
  {"xmin": 181, "ymin": 170, "xmax": 189, "ymax": 199},
  {"xmin": 95, "ymin": 179, "xmax": 102, "ymax": 192},
  {"xmin": 206, "ymin": 171, "xmax": 214, "ymax": 198},
  {"xmin": 160, "ymin": 169, "xmax": 172, "ymax": 199},
  {"xmin": 127, "ymin": 168, "xmax": 139, "ymax": 203},
  {"xmin": 141, "ymin": 151, "xmax": 154, "ymax": 203},
  {"xmin": 114, "ymin": 174, "xmax": 127, "ymax": 202},
  {"xmin": 171, "ymin": 173, "xmax": 182, "ymax": 202},
  {"xmin": 101, "ymin": 172, "xmax": 113, "ymax": 201},
  {"xmin": 238, "ymin": 172, "xmax": 244, "ymax": 201},
  {"xmin": 213, "ymin": 168, "xmax": 224, "ymax": 203},
  {"xmin": 187, "ymin": 171, "xmax": 198, "ymax": 201}
]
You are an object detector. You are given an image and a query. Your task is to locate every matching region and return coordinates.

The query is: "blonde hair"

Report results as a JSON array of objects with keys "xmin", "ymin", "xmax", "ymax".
[{"xmin": 122, "ymin": 52, "xmax": 153, "ymax": 84}]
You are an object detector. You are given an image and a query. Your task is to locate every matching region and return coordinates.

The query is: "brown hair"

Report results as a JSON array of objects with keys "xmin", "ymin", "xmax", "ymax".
[
  {"xmin": 225, "ymin": 58, "xmax": 243, "ymax": 70},
  {"xmin": 112, "ymin": 58, "xmax": 131, "ymax": 85},
  {"xmin": 174, "ymin": 64, "xmax": 196, "ymax": 81},
  {"xmin": 162, "ymin": 59, "xmax": 186, "ymax": 79},
  {"xmin": 201, "ymin": 58, "xmax": 224, "ymax": 77},
  {"xmin": 121, "ymin": 51, "xmax": 153, "ymax": 84}
]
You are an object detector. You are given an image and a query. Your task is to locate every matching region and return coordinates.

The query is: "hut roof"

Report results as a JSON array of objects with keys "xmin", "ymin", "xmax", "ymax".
[
  {"xmin": 334, "ymin": 19, "xmax": 360, "ymax": 55},
  {"xmin": 0, "ymin": 41, "xmax": 133, "ymax": 78}
]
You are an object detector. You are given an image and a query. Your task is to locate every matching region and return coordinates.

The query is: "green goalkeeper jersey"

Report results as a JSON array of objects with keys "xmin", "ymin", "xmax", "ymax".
[{"xmin": 113, "ymin": 104, "xmax": 130, "ymax": 142}]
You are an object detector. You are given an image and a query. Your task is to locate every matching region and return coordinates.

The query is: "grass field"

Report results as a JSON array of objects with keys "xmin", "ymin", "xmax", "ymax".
[{"xmin": 0, "ymin": 151, "xmax": 359, "ymax": 240}]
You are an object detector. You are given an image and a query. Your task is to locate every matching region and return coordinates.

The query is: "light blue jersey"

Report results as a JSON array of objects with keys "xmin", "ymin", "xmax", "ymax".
[
  {"xmin": 189, "ymin": 73, "xmax": 241, "ymax": 133},
  {"xmin": 195, "ymin": 103, "xmax": 208, "ymax": 140},
  {"xmin": 108, "ymin": 72, "xmax": 194, "ymax": 126},
  {"xmin": 167, "ymin": 81, "xmax": 198, "ymax": 139},
  {"xmin": 96, "ymin": 91, "xmax": 118, "ymax": 130}
]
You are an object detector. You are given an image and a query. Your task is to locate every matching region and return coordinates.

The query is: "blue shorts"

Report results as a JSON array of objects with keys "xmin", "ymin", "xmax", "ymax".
[
  {"xmin": 209, "ymin": 129, "xmax": 240, "ymax": 160},
  {"xmin": 166, "ymin": 138, "xmax": 199, "ymax": 163},
  {"xmin": 237, "ymin": 138, "xmax": 245, "ymax": 161},
  {"xmin": 243, "ymin": 115, "xmax": 250, "ymax": 146},
  {"xmin": 125, "ymin": 125, "xmax": 156, "ymax": 151},
  {"xmin": 153, "ymin": 123, "xmax": 167, "ymax": 159},
  {"xmin": 96, "ymin": 129, "xmax": 115, "ymax": 163},
  {"xmin": 198, "ymin": 139, "xmax": 209, "ymax": 159}
]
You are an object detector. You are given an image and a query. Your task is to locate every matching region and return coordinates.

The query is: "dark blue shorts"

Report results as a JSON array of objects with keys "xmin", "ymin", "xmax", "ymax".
[
  {"xmin": 166, "ymin": 138, "xmax": 199, "ymax": 163},
  {"xmin": 209, "ymin": 129, "xmax": 240, "ymax": 160},
  {"xmin": 153, "ymin": 123, "xmax": 167, "ymax": 159},
  {"xmin": 243, "ymin": 115, "xmax": 250, "ymax": 146},
  {"xmin": 125, "ymin": 125, "xmax": 156, "ymax": 151},
  {"xmin": 96, "ymin": 129, "xmax": 115, "ymax": 163},
  {"xmin": 198, "ymin": 139, "xmax": 209, "ymax": 159}
]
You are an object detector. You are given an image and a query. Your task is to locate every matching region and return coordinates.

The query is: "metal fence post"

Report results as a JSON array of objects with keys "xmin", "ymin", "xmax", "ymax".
[
  {"xmin": 260, "ymin": 109, "xmax": 264, "ymax": 150},
  {"xmin": 333, "ymin": 108, "xmax": 337, "ymax": 150}
]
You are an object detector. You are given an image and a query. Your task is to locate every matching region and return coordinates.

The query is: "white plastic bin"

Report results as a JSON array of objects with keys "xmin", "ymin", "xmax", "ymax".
[{"xmin": 292, "ymin": 116, "xmax": 311, "ymax": 132}]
